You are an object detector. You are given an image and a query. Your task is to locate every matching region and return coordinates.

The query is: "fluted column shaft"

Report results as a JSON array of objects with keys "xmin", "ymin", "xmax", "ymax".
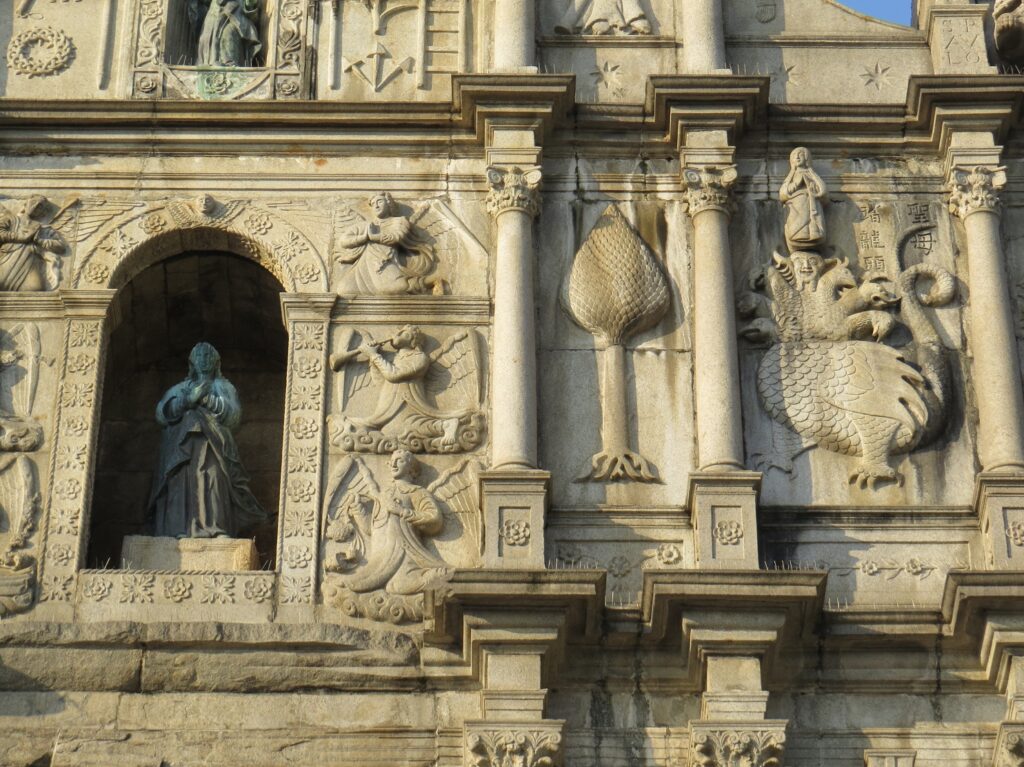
[
  {"xmin": 685, "ymin": 165, "xmax": 745, "ymax": 471},
  {"xmin": 949, "ymin": 165, "xmax": 1024, "ymax": 472},
  {"xmin": 683, "ymin": 0, "xmax": 728, "ymax": 73},
  {"xmin": 487, "ymin": 166, "xmax": 542, "ymax": 469},
  {"xmin": 493, "ymin": 0, "xmax": 535, "ymax": 70}
]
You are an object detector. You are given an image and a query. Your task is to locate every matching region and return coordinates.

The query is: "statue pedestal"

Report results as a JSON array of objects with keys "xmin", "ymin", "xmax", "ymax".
[{"xmin": 121, "ymin": 536, "xmax": 258, "ymax": 571}]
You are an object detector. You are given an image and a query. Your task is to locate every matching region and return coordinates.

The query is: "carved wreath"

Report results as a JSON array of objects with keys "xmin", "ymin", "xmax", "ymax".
[{"xmin": 7, "ymin": 27, "xmax": 75, "ymax": 78}]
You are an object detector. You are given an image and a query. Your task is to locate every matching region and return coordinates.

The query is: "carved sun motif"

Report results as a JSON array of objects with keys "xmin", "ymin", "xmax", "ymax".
[{"xmin": 860, "ymin": 62, "xmax": 892, "ymax": 91}]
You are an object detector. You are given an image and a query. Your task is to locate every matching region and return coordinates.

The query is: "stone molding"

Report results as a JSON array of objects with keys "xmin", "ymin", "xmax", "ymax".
[
  {"xmin": 683, "ymin": 165, "xmax": 739, "ymax": 217},
  {"xmin": 947, "ymin": 165, "xmax": 1007, "ymax": 220},
  {"xmin": 486, "ymin": 166, "xmax": 542, "ymax": 218},
  {"xmin": 688, "ymin": 722, "xmax": 787, "ymax": 767}
]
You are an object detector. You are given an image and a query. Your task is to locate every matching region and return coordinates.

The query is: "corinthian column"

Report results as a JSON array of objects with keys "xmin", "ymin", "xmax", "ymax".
[
  {"xmin": 948, "ymin": 165, "xmax": 1024, "ymax": 473},
  {"xmin": 486, "ymin": 165, "xmax": 542, "ymax": 470},
  {"xmin": 493, "ymin": 0, "xmax": 535, "ymax": 71},
  {"xmin": 683, "ymin": 0, "xmax": 728, "ymax": 73},
  {"xmin": 684, "ymin": 164, "xmax": 744, "ymax": 471}
]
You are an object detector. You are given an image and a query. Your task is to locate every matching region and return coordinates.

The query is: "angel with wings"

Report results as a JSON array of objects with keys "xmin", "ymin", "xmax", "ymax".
[
  {"xmin": 321, "ymin": 450, "xmax": 480, "ymax": 617},
  {"xmin": 334, "ymin": 192, "xmax": 446, "ymax": 296},
  {"xmin": 330, "ymin": 325, "xmax": 485, "ymax": 454},
  {"xmin": 0, "ymin": 196, "xmax": 66, "ymax": 292}
]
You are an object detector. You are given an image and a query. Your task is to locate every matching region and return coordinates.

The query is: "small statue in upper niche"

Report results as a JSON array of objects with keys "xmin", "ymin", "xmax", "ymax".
[
  {"xmin": 995, "ymin": 0, "xmax": 1024, "ymax": 64},
  {"xmin": 780, "ymin": 147, "xmax": 828, "ymax": 254},
  {"xmin": 148, "ymin": 343, "xmax": 267, "ymax": 539},
  {"xmin": 0, "ymin": 196, "xmax": 64, "ymax": 292},
  {"xmin": 334, "ymin": 192, "xmax": 446, "ymax": 296},
  {"xmin": 555, "ymin": 0, "xmax": 652, "ymax": 35},
  {"xmin": 191, "ymin": 0, "xmax": 262, "ymax": 68},
  {"xmin": 330, "ymin": 325, "xmax": 485, "ymax": 454}
]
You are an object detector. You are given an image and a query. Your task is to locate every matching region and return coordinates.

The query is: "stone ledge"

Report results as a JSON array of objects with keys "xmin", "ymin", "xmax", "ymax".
[{"xmin": 120, "ymin": 536, "xmax": 258, "ymax": 572}]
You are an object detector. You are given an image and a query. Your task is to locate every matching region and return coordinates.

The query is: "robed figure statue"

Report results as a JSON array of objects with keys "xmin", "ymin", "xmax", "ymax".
[
  {"xmin": 192, "ymin": 0, "xmax": 262, "ymax": 68},
  {"xmin": 148, "ymin": 343, "xmax": 266, "ymax": 539},
  {"xmin": 779, "ymin": 146, "xmax": 828, "ymax": 253}
]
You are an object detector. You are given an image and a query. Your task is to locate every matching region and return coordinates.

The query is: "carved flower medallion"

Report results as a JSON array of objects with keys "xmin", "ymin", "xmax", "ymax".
[{"xmin": 7, "ymin": 27, "xmax": 75, "ymax": 78}]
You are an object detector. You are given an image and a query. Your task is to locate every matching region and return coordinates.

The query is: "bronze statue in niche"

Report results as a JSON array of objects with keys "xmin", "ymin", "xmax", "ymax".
[
  {"xmin": 189, "ymin": 0, "xmax": 262, "ymax": 67},
  {"xmin": 148, "ymin": 343, "xmax": 267, "ymax": 538}
]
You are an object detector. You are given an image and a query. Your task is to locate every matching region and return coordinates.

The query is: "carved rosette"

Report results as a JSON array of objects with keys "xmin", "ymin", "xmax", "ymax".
[
  {"xmin": 486, "ymin": 166, "xmax": 543, "ymax": 219},
  {"xmin": 465, "ymin": 724, "xmax": 564, "ymax": 767},
  {"xmin": 277, "ymin": 303, "xmax": 333, "ymax": 607},
  {"xmin": 74, "ymin": 198, "xmax": 327, "ymax": 294},
  {"xmin": 75, "ymin": 571, "xmax": 275, "ymax": 608},
  {"xmin": 947, "ymin": 165, "xmax": 1007, "ymax": 220},
  {"xmin": 689, "ymin": 724, "xmax": 786, "ymax": 767},
  {"xmin": 40, "ymin": 302, "xmax": 108, "ymax": 605},
  {"xmin": 683, "ymin": 166, "xmax": 739, "ymax": 217}
]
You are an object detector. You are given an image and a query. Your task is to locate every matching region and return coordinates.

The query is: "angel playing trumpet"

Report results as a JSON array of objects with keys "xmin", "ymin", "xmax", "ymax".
[{"xmin": 329, "ymin": 325, "xmax": 485, "ymax": 454}]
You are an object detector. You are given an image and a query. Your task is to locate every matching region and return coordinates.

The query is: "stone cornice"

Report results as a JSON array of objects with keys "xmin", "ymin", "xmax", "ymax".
[{"xmin": 645, "ymin": 75, "xmax": 770, "ymax": 150}]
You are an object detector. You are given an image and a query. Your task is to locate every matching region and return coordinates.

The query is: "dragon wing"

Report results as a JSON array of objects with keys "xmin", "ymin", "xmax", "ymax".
[
  {"xmin": 818, "ymin": 342, "xmax": 928, "ymax": 430},
  {"xmin": 425, "ymin": 330, "xmax": 481, "ymax": 408},
  {"xmin": 427, "ymin": 458, "xmax": 482, "ymax": 567}
]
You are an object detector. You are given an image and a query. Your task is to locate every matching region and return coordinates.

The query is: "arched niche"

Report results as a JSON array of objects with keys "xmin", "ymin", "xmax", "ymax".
[{"xmin": 87, "ymin": 251, "xmax": 287, "ymax": 569}]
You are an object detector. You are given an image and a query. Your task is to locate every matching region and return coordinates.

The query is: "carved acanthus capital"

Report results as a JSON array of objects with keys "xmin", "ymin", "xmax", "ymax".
[
  {"xmin": 465, "ymin": 723, "xmax": 563, "ymax": 767},
  {"xmin": 689, "ymin": 724, "xmax": 786, "ymax": 767},
  {"xmin": 683, "ymin": 165, "xmax": 739, "ymax": 217},
  {"xmin": 947, "ymin": 165, "xmax": 1007, "ymax": 220},
  {"xmin": 486, "ymin": 166, "xmax": 542, "ymax": 219},
  {"xmin": 996, "ymin": 724, "xmax": 1024, "ymax": 767}
]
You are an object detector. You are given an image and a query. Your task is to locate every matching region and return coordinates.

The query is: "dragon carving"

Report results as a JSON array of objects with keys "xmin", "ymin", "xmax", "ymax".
[{"xmin": 740, "ymin": 148, "xmax": 956, "ymax": 489}]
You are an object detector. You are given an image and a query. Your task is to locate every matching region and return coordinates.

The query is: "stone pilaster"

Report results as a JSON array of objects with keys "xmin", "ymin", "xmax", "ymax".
[
  {"xmin": 492, "ymin": 0, "xmax": 537, "ymax": 72},
  {"xmin": 277, "ymin": 293, "xmax": 335, "ymax": 617},
  {"xmin": 682, "ymin": 0, "xmax": 729, "ymax": 74}
]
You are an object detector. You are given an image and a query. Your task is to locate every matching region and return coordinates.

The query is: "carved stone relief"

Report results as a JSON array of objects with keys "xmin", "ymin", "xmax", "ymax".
[
  {"xmin": 689, "ymin": 725, "xmax": 786, "ymax": 767},
  {"xmin": 0, "ymin": 196, "xmax": 70, "ymax": 292},
  {"xmin": 131, "ymin": 0, "xmax": 311, "ymax": 99},
  {"xmin": 465, "ymin": 726, "xmax": 563, "ymax": 767},
  {"xmin": 329, "ymin": 325, "xmax": 485, "ymax": 454},
  {"xmin": 740, "ymin": 149, "xmax": 956, "ymax": 489},
  {"xmin": 321, "ymin": 450, "xmax": 481, "ymax": 623},
  {"xmin": 561, "ymin": 205, "xmax": 669, "ymax": 482},
  {"xmin": 6, "ymin": 26, "xmax": 75, "ymax": 79},
  {"xmin": 995, "ymin": 0, "xmax": 1024, "ymax": 65},
  {"xmin": 554, "ymin": 0, "xmax": 652, "ymax": 35}
]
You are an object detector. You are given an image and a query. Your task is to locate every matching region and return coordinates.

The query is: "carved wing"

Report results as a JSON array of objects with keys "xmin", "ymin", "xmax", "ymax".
[
  {"xmin": 425, "ymin": 331, "xmax": 481, "ymax": 408},
  {"xmin": 0, "ymin": 456, "xmax": 37, "ymax": 552},
  {"xmin": 6, "ymin": 323, "xmax": 41, "ymax": 417},
  {"xmin": 55, "ymin": 199, "xmax": 144, "ymax": 242},
  {"xmin": 415, "ymin": 199, "xmax": 488, "ymax": 262},
  {"xmin": 427, "ymin": 458, "xmax": 482, "ymax": 567},
  {"xmin": 262, "ymin": 200, "xmax": 333, "ymax": 232},
  {"xmin": 321, "ymin": 455, "xmax": 379, "ymax": 567},
  {"xmin": 339, "ymin": 330, "xmax": 380, "ymax": 410},
  {"xmin": 818, "ymin": 343, "xmax": 928, "ymax": 430}
]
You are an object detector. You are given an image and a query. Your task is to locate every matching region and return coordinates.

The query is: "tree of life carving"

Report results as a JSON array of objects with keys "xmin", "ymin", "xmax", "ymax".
[
  {"xmin": 739, "ymin": 148, "xmax": 956, "ymax": 489},
  {"xmin": 320, "ymin": 450, "xmax": 480, "ymax": 623},
  {"xmin": 330, "ymin": 325, "xmax": 485, "ymax": 454},
  {"xmin": 561, "ymin": 205, "xmax": 669, "ymax": 483}
]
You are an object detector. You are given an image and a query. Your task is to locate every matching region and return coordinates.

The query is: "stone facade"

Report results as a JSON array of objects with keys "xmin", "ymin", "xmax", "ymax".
[{"xmin": 1, "ymin": 1, "xmax": 1024, "ymax": 765}]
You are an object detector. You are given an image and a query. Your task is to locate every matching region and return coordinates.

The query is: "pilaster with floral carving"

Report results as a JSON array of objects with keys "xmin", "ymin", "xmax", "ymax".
[
  {"xmin": 689, "ymin": 723, "xmax": 786, "ymax": 767},
  {"xmin": 464, "ymin": 722, "xmax": 564, "ymax": 767},
  {"xmin": 37, "ymin": 291, "xmax": 115, "ymax": 610},
  {"xmin": 277, "ymin": 294, "xmax": 335, "ymax": 610}
]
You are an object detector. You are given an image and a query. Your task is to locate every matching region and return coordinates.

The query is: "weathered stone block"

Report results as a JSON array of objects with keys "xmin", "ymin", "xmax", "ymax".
[{"xmin": 121, "ymin": 536, "xmax": 258, "ymax": 571}]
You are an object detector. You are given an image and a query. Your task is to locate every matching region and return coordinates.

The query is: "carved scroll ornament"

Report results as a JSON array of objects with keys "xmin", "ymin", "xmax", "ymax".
[
  {"xmin": 690, "ymin": 727, "xmax": 785, "ymax": 767},
  {"xmin": 561, "ymin": 205, "xmax": 669, "ymax": 482},
  {"xmin": 947, "ymin": 165, "xmax": 1007, "ymax": 220},
  {"xmin": 683, "ymin": 165, "xmax": 738, "ymax": 217},
  {"xmin": 467, "ymin": 728, "xmax": 563, "ymax": 767},
  {"xmin": 486, "ymin": 167, "xmax": 542, "ymax": 219}
]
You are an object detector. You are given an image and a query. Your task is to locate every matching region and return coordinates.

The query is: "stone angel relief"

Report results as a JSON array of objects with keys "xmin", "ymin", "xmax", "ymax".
[
  {"xmin": 0, "ymin": 324, "xmax": 45, "ymax": 453},
  {"xmin": 321, "ymin": 450, "xmax": 481, "ymax": 623},
  {"xmin": 0, "ymin": 455, "xmax": 41, "ymax": 617},
  {"xmin": 0, "ymin": 196, "xmax": 69, "ymax": 292},
  {"xmin": 739, "ymin": 251, "xmax": 955, "ymax": 489},
  {"xmin": 333, "ymin": 192, "xmax": 447, "ymax": 296},
  {"xmin": 329, "ymin": 325, "xmax": 486, "ymax": 454}
]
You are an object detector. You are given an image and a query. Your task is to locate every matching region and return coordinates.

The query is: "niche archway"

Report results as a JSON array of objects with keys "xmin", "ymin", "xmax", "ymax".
[{"xmin": 87, "ymin": 251, "xmax": 287, "ymax": 569}]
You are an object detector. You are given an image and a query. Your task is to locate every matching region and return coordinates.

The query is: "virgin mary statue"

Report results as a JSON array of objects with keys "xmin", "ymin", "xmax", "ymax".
[
  {"xmin": 148, "ymin": 343, "xmax": 267, "ymax": 539},
  {"xmin": 195, "ymin": 0, "xmax": 262, "ymax": 67}
]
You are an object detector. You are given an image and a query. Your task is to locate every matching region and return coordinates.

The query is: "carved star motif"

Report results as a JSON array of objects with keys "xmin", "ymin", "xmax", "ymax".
[
  {"xmin": 860, "ymin": 62, "xmax": 892, "ymax": 91},
  {"xmin": 590, "ymin": 61, "xmax": 623, "ymax": 96}
]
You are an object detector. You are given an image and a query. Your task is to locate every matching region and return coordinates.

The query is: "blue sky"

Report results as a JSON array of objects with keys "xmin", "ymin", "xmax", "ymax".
[{"xmin": 841, "ymin": 0, "xmax": 912, "ymax": 25}]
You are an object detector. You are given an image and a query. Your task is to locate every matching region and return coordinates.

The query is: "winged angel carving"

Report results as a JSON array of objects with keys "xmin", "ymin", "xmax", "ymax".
[
  {"xmin": 321, "ymin": 450, "xmax": 481, "ymax": 623},
  {"xmin": 330, "ymin": 325, "xmax": 485, "ymax": 454}
]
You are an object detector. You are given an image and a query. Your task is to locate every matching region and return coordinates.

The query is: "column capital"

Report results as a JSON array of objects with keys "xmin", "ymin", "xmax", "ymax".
[
  {"xmin": 683, "ymin": 165, "xmax": 738, "ymax": 217},
  {"xmin": 947, "ymin": 165, "xmax": 1007, "ymax": 220},
  {"xmin": 688, "ymin": 722, "xmax": 787, "ymax": 767},
  {"xmin": 486, "ymin": 165, "xmax": 542, "ymax": 219}
]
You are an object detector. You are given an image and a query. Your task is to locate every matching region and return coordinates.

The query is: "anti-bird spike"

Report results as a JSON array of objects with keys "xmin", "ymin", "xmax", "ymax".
[{"xmin": 561, "ymin": 204, "xmax": 670, "ymax": 482}]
